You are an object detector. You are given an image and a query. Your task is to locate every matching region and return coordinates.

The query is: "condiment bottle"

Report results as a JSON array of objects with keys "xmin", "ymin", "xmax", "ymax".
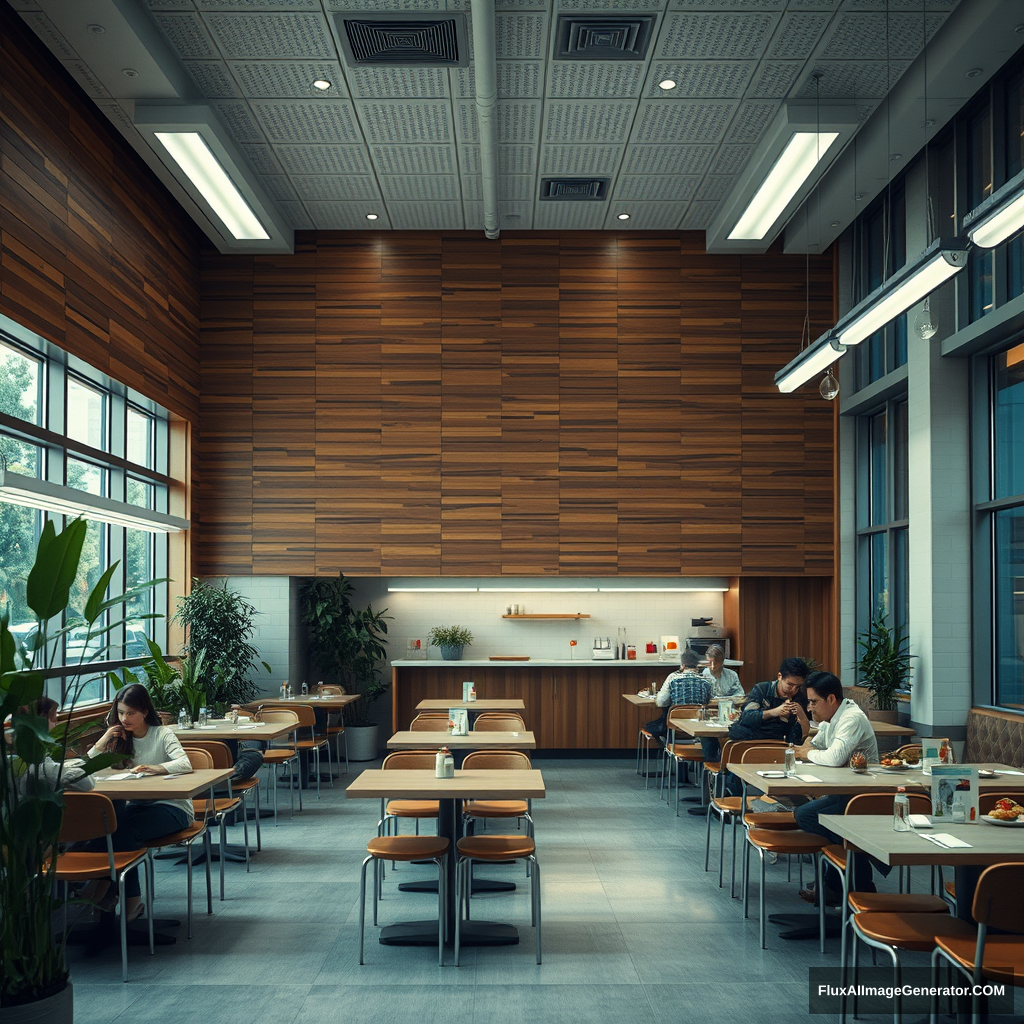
[
  {"xmin": 435, "ymin": 748, "xmax": 446, "ymax": 778},
  {"xmin": 443, "ymin": 747, "xmax": 455, "ymax": 779},
  {"xmin": 893, "ymin": 787, "xmax": 911, "ymax": 831}
]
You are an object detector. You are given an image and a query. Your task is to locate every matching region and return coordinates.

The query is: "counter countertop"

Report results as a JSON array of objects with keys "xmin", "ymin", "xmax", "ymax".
[{"xmin": 392, "ymin": 658, "xmax": 743, "ymax": 669}]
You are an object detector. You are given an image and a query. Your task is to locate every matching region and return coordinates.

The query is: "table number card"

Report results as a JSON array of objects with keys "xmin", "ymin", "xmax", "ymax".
[
  {"xmin": 930, "ymin": 764, "xmax": 979, "ymax": 824},
  {"xmin": 448, "ymin": 708, "xmax": 469, "ymax": 736}
]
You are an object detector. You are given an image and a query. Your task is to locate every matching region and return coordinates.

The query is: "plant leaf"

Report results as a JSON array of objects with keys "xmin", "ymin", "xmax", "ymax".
[
  {"xmin": 26, "ymin": 518, "xmax": 87, "ymax": 621},
  {"xmin": 83, "ymin": 561, "xmax": 120, "ymax": 624}
]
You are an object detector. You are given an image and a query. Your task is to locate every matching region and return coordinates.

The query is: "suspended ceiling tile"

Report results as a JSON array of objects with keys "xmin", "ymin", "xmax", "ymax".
[
  {"xmin": 292, "ymin": 176, "xmax": 382, "ymax": 202},
  {"xmin": 203, "ymin": 13, "xmax": 335, "ymax": 59},
  {"xmin": 632, "ymin": 100, "xmax": 736, "ymax": 144},
  {"xmin": 452, "ymin": 63, "xmax": 544, "ymax": 98},
  {"xmin": 229, "ymin": 61, "xmax": 348, "ymax": 98},
  {"xmin": 748, "ymin": 61, "xmax": 803, "ymax": 98},
  {"xmin": 195, "ymin": 2, "xmax": 323, "ymax": 9},
  {"xmin": 820, "ymin": 12, "xmax": 946, "ymax": 61},
  {"xmin": 462, "ymin": 175, "xmax": 535, "ymax": 201},
  {"xmin": 251, "ymin": 100, "xmax": 361, "ymax": 143},
  {"xmin": 544, "ymin": 101, "xmax": 636, "ymax": 144},
  {"xmin": 388, "ymin": 202, "xmax": 465, "ymax": 229},
  {"xmin": 667, "ymin": 0, "xmax": 786, "ymax": 8},
  {"xmin": 767, "ymin": 11, "xmax": 834, "ymax": 59},
  {"xmin": 533, "ymin": 202, "xmax": 607, "ymax": 229},
  {"xmin": 153, "ymin": 14, "xmax": 219, "ymax": 59},
  {"xmin": 380, "ymin": 175, "xmax": 462, "ymax": 201},
  {"xmin": 801, "ymin": 60, "xmax": 911, "ymax": 99},
  {"xmin": 145, "ymin": 2, "xmax": 196, "ymax": 11},
  {"xmin": 464, "ymin": 144, "xmax": 539, "ymax": 174},
  {"xmin": 559, "ymin": 0, "xmax": 665, "ymax": 9},
  {"xmin": 644, "ymin": 61, "xmax": 755, "ymax": 98},
  {"xmin": 695, "ymin": 175, "xmax": 736, "ymax": 201},
  {"xmin": 241, "ymin": 143, "xmax": 283, "ymax": 173},
  {"xmin": 656, "ymin": 12, "xmax": 778, "ymax": 60},
  {"xmin": 548, "ymin": 62, "xmax": 646, "ymax": 99},
  {"xmin": 372, "ymin": 144, "xmax": 458, "ymax": 174},
  {"xmin": 845, "ymin": 0, "xmax": 958, "ymax": 9},
  {"xmin": 681, "ymin": 201, "xmax": 717, "ymax": 229},
  {"xmin": 615, "ymin": 175, "xmax": 699, "ymax": 201},
  {"xmin": 184, "ymin": 60, "xmax": 240, "ymax": 98},
  {"xmin": 605, "ymin": 201, "xmax": 689, "ymax": 229},
  {"xmin": 456, "ymin": 100, "xmax": 542, "ymax": 144},
  {"xmin": 303, "ymin": 202, "xmax": 392, "ymax": 230},
  {"xmin": 347, "ymin": 67, "xmax": 450, "ymax": 99},
  {"xmin": 63, "ymin": 61, "xmax": 110, "ymax": 98},
  {"xmin": 327, "ymin": 0, "xmax": 443, "ymax": 9},
  {"xmin": 495, "ymin": 12, "xmax": 548, "ymax": 57},
  {"xmin": 539, "ymin": 144, "xmax": 623, "ymax": 175},
  {"xmin": 274, "ymin": 144, "xmax": 373, "ymax": 175},
  {"xmin": 712, "ymin": 144, "xmax": 754, "ymax": 174},
  {"xmin": 213, "ymin": 100, "xmax": 265, "ymax": 142},
  {"xmin": 622, "ymin": 144, "xmax": 715, "ymax": 175},
  {"xmin": 260, "ymin": 174, "xmax": 298, "ymax": 202},
  {"xmin": 724, "ymin": 100, "xmax": 779, "ymax": 142},
  {"xmin": 355, "ymin": 99, "xmax": 454, "ymax": 143},
  {"xmin": 463, "ymin": 202, "xmax": 535, "ymax": 231}
]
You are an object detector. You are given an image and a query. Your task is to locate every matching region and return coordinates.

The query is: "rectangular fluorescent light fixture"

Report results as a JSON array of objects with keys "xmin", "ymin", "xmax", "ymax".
[
  {"xmin": 154, "ymin": 132, "xmax": 268, "ymax": 240},
  {"xmin": 0, "ymin": 468, "xmax": 188, "ymax": 534},
  {"xmin": 774, "ymin": 333, "xmax": 845, "ymax": 393},
  {"xmin": 387, "ymin": 587, "xmax": 479, "ymax": 593},
  {"xmin": 728, "ymin": 132, "xmax": 839, "ymax": 240},
  {"xmin": 964, "ymin": 167, "xmax": 1024, "ymax": 249},
  {"xmin": 833, "ymin": 238, "xmax": 970, "ymax": 348},
  {"xmin": 597, "ymin": 587, "xmax": 729, "ymax": 593},
  {"xmin": 478, "ymin": 587, "xmax": 598, "ymax": 593}
]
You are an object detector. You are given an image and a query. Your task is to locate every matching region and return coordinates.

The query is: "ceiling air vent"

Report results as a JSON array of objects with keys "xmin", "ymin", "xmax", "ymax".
[
  {"xmin": 540, "ymin": 178, "xmax": 610, "ymax": 201},
  {"xmin": 553, "ymin": 15, "xmax": 655, "ymax": 61},
  {"xmin": 336, "ymin": 13, "xmax": 469, "ymax": 67}
]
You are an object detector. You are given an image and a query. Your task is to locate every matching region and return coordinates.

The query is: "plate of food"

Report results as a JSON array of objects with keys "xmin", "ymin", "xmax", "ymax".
[
  {"xmin": 878, "ymin": 755, "xmax": 921, "ymax": 770},
  {"xmin": 981, "ymin": 798, "xmax": 1024, "ymax": 825},
  {"xmin": 978, "ymin": 769, "xmax": 997, "ymax": 779}
]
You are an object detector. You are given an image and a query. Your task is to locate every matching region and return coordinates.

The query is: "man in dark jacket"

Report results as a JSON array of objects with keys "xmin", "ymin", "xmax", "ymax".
[{"xmin": 733, "ymin": 657, "xmax": 812, "ymax": 745}]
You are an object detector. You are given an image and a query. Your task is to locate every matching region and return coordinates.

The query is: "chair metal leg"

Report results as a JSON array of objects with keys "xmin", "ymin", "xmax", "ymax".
[
  {"xmin": 119, "ymin": 873, "xmax": 129, "ymax": 982},
  {"xmin": 219, "ymin": 816, "xmax": 227, "ymax": 901},
  {"xmin": 358, "ymin": 854, "xmax": 371, "ymax": 964},
  {"xmin": 454, "ymin": 858, "xmax": 464, "ymax": 966},
  {"xmin": 241, "ymin": 794, "xmax": 251, "ymax": 871},
  {"xmin": 437, "ymin": 855, "xmax": 444, "ymax": 967},
  {"xmin": 204, "ymin": 831, "xmax": 213, "ymax": 914},
  {"xmin": 532, "ymin": 855, "xmax": 542, "ymax": 964},
  {"xmin": 758, "ymin": 849, "xmax": 767, "ymax": 949}
]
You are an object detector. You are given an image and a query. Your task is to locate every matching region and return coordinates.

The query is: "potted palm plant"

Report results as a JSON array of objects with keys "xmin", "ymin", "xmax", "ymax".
[
  {"xmin": 1, "ymin": 519, "xmax": 161, "ymax": 1021},
  {"xmin": 299, "ymin": 576, "xmax": 390, "ymax": 761},
  {"xmin": 427, "ymin": 625, "xmax": 474, "ymax": 661},
  {"xmin": 855, "ymin": 615, "xmax": 914, "ymax": 723}
]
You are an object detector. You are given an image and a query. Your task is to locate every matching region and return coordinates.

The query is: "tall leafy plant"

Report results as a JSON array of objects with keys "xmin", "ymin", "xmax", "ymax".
[
  {"xmin": 855, "ymin": 615, "xmax": 915, "ymax": 712},
  {"xmin": 300, "ymin": 576, "xmax": 390, "ymax": 727},
  {"xmin": 172, "ymin": 579, "xmax": 268, "ymax": 710},
  {"xmin": 1, "ymin": 519, "xmax": 161, "ymax": 1008}
]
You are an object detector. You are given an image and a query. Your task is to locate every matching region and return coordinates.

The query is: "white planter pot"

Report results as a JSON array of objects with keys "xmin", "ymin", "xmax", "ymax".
[
  {"xmin": 5, "ymin": 980, "xmax": 73, "ymax": 1024},
  {"xmin": 346, "ymin": 724, "xmax": 379, "ymax": 761}
]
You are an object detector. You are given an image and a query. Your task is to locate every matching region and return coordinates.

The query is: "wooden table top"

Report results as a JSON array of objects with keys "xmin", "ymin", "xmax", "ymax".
[
  {"xmin": 94, "ymin": 768, "xmax": 233, "ymax": 800},
  {"xmin": 387, "ymin": 730, "xmax": 536, "ymax": 750},
  {"xmin": 172, "ymin": 720, "xmax": 294, "ymax": 741},
  {"xmin": 731, "ymin": 762, "xmax": 1024, "ymax": 798},
  {"xmin": 819, "ymin": 813, "xmax": 1024, "ymax": 867},
  {"xmin": 346, "ymin": 768, "xmax": 546, "ymax": 800},
  {"xmin": 415, "ymin": 698, "xmax": 526, "ymax": 711},
  {"xmin": 245, "ymin": 694, "xmax": 360, "ymax": 710},
  {"xmin": 863, "ymin": 721, "xmax": 918, "ymax": 737},
  {"xmin": 622, "ymin": 693, "xmax": 658, "ymax": 706},
  {"xmin": 667, "ymin": 717, "xmax": 917, "ymax": 739}
]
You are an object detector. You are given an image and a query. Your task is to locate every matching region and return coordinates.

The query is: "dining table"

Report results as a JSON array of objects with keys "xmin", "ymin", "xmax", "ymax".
[
  {"xmin": 346, "ymin": 767, "xmax": 545, "ymax": 947},
  {"xmin": 415, "ymin": 698, "xmax": 526, "ymax": 711},
  {"xmin": 387, "ymin": 730, "xmax": 536, "ymax": 753}
]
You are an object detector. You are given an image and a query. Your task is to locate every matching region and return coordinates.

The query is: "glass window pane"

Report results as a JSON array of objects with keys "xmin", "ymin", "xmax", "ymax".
[
  {"xmin": 871, "ymin": 532, "xmax": 889, "ymax": 621},
  {"xmin": 126, "ymin": 477, "xmax": 154, "ymax": 509},
  {"xmin": 1007, "ymin": 67, "xmax": 1024, "ymax": 180},
  {"xmin": 968, "ymin": 105, "xmax": 993, "ymax": 208},
  {"xmin": 870, "ymin": 411, "xmax": 887, "ymax": 525},
  {"xmin": 0, "ymin": 502, "xmax": 41, "ymax": 638},
  {"xmin": 124, "ymin": 527, "xmax": 153, "ymax": 659},
  {"xmin": 994, "ymin": 507, "xmax": 1024, "ymax": 709},
  {"xmin": 994, "ymin": 343, "xmax": 1024, "ymax": 500},
  {"xmin": 893, "ymin": 527, "xmax": 909, "ymax": 635},
  {"xmin": 0, "ymin": 341, "xmax": 42, "ymax": 425},
  {"xmin": 66, "ymin": 519, "xmax": 105, "ymax": 634},
  {"xmin": 66, "ymin": 457, "xmax": 107, "ymax": 497},
  {"xmin": 928, "ymin": 134, "xmax": 956, "ymax": 244},
  {"xmin": 0, "ymin": 437, "xmax": 41, "ymax": 477},
  {"xmin": 67, "ymin": 378, "xmax": 106, "ymax": 450},
  {"xmin": 127, "ymin": 407, "xmax": 154, "ymax": 468},
  {"xmin": 970, "ymin": 248, "xmax": 994, "ymax": 322},
  {"xmin": 894, "ymin": 400, "xmax": 909, "ymax": 520}
]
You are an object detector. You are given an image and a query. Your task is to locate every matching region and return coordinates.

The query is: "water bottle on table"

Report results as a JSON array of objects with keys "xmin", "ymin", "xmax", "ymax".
[
  {"xmin": 893, "ymin": 786, "xmax": 911, "ymax": 831},
  {"xmin": 784, "ymin": 744, "xmax": 796, "ymax": 777}
]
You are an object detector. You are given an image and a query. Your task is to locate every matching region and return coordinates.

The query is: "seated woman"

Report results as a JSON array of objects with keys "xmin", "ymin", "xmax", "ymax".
[
  {"xmin": 14, "ymin": 696, "xmax": 96, "ymax": 792},
  {"xmin": 82, "ymin": 683, "xmax": 193, "ymax": 920}
]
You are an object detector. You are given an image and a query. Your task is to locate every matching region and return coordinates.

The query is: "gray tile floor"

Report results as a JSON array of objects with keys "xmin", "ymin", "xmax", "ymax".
[{"xmin": 67, "ymin": 759, "xmax": 947, "ymax": 1024}]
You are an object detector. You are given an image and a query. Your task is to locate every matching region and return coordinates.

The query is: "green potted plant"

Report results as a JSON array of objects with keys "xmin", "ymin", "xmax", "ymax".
[
  {"xmin": 299, "ymin": 576, "xmax": 390, "ymax": 761},
  {"xmin": 1, "ymin": 519, "xmax": 160, "ymax": 1020},
  {"xmin": 427, "ymin": 624, "xmax": 474, "ymax": 661},
  {"xmin": 855, "ymin": 615, "xmax": 914, "ymax": 722}
]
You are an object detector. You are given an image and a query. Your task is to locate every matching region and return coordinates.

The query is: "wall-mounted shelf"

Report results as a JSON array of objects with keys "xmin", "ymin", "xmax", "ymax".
[{"xmin": 501, "ymin": 613, "xmax": 590, "ymax": 619}]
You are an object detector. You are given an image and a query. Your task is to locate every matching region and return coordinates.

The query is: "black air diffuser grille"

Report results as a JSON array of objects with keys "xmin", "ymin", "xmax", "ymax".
[
  {"xmin": 540, "ymin": 178, "xmax": 610, "ymax": 201},
  {"xmin": 338, "ymin": 15, "xmax": 468, "ymax": 67},
  {"xmin": 554, "ymin": 15, "xmax": 655, "ymax": 61}
]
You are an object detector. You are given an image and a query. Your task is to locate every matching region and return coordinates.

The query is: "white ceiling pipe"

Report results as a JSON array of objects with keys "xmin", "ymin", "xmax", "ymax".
[{"xmin": 470, "ymin": 0, "xmax": 500, "ymax": 240}]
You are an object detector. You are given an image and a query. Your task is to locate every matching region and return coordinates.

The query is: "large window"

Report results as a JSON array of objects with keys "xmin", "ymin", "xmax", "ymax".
[
  {"xmin": 857, "ymin": 399, "xmax": 909, "ymax": 637},
  {"xmin": 0, "ymin": 325, "xmax": 177, "ymax": 706}
]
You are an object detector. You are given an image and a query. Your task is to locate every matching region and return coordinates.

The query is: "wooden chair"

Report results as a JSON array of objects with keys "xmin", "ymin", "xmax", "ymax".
[
  {"xmin": 55, "ymin": 792, "xmax": 151, "ymax": 982},
  {"xmin": 358, "ymin": 834, "xmax": 449, "ymax": 967},
  {"xmin": 181, "ymin": 747, "xmax": 242, "ymax": 903},
  {"xmin": 253, "ymin": 708, "xmax": 299, "ymax": 823},
  {"xmin": 379, "ymin": 750, "xmax": 439, "ymax": 839},
  {"xmin": 291, "ymin": 704, "xmax": 331, "ymax": 801},
  {"xmin": 661, "ymin": 705, "xmax": 704, "ymax": 813},
  {"xmin": 930, "ymin": 863, "xmax": 1024, "ymax": 1024},
  {"xmin": 473, "ymin": 712, "xmax": 526, "ymax": 729},
  {"xmin": 410, "ymin": 713, "xmax": 449, "ymax": 731},
  {"xmin": 472, "ymin": 714, "xmax": 526, "ymax": 732},
  {"xmin": 317, "ymin": 685, "xmax": 349, "ymax": 775}
]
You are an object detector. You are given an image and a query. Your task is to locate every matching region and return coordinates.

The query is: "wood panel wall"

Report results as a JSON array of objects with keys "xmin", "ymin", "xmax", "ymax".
[
  {"xmin": 199, "ymin": 233, "xmax": 834, "ymax": 578},
  {"xmin": 0, "ymin": 4, "xmax": 202, "ymax": 423}
]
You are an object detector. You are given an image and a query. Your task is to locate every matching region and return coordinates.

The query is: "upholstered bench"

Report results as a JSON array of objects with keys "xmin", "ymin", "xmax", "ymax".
[{"xmin": 962, "ymin": 707, "xmax": 1024, "ymax": 767}]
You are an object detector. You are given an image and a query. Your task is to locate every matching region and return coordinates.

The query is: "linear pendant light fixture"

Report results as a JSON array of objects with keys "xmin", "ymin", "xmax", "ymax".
[
  {"xmin": 832, "ymin": 237, "xmax": 970, "ymax": 348},
  {"xmin": 0, "ymin": 467, "xmax": 189, "ymax": 534},
  {"xmin": 963, "ymin": 166, "xmax": 1024, "ymax": 248},
  {"xmin": 774, "ymin": 332, "xmax": 845, "ymax": 393}
]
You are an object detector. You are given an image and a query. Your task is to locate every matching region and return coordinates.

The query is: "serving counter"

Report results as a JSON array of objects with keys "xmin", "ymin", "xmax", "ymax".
[{"xmin": 390, "ymin": 659, "xmax": 678, "ymax": 750}]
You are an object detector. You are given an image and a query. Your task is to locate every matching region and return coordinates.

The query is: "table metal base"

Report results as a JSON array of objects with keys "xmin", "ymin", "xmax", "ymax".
[
  {"xmin": 379, "ymin": 920, "xmax": 519, "ymax": 947},
  {"xmin": 767, "ymin": 911, "xmax": 842, "ymax": 940},
  {"xmin": 62, "ymin": 915, "xmax": 181, "ymax": 949},
  {"xmin": 397, "ymin": 878, "xmax": 516, "ymax": 895}
]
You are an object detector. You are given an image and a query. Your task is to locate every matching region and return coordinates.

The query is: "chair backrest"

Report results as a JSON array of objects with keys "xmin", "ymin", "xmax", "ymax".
[
  {"xmin": 979, "ymin": 791, "xmax": 1022, "ymax": 814},
  {"xmin": 669, "ymin": 704, "xmax": 701, "ymax": 720},
  {"xmin": 255, "ymin": 709, "xmax": 300, "ymax": 728},
  {"xmin": 410, "ymin": 714, "xmax": 448, "ymax": 731},
  {"xmin": 180, "ymin": 739, "xmax": 234, "ymax": 769},
  {"xmin": 739, "ymin": 745, "xmax": 788, "ymax": 765},
  {"xmin": 846, "ymin": 791, "xmax": 932, "ymax": 816},
  {"xmin": 184, "ymin": 747, "xmax": 214, "ymax": 771},
  {"xmin": 317, "ymin": 685, "xmax": 345, "ymax": 695},
  {"xmin": 60, "ymin": 791, "xmax": 117, "ymax": 843},
  {"xmin": 972, "ymin": 863, "xmax": 1024, "ymax": 933},
  {"xmin": 473, "ymin": 715, "xmax": 526, "ymax": 732},
  {"xmin": 382, "ymin": 750, "xmax": 436, "ymax": 770},
  {"xmin": 721, "ymin": 739, "xmax": 787, "ymax": 770},
  {"xmin": 462, "ymin": 750, "xmax": 532, "ymax": 771},
  {"xmin": 475, "ymin": 711, "xmax": 525, "ymax": 725}
]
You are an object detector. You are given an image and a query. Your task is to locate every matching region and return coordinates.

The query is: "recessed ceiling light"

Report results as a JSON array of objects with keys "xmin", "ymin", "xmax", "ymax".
[
  {"xmin": 122, "ymin": 68, "xmax": 139, "ymax": 78},
  {"xmin": 890, "ymin": 153, "xmax": 902, "ymax": 162},
  {"xmin": 658, "ymin": 79, "xmax": 677, "ymax": 91},
  {"xmin": 366, "ymin": 213, "xmax": 378, "ymax": 220},
  {"xmin": 617, "ymin": 213, "xmax": 630, "ymax": 220},
  {"xmin": 312, "ymin": 79, "xmax": 331, "ymax": 91},
  {"xmin": 830, "ymin": 220, "xmax": 840, "ymax": 228},
  {"xmin": 966, "ymin": 68, "xmax": 983, "ymax": 79},
  {"xmin": 87, "ymin": 23, "xmax": 105, "ymax": 33}
]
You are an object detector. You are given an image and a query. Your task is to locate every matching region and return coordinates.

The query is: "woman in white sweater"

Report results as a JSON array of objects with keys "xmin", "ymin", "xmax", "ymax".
[{"xmin": 83, "ymin": 683, "xmax": 193, "ymax": 918}]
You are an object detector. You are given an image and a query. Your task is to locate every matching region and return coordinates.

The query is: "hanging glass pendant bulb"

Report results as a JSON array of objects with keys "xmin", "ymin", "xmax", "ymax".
[
  {"xmin": 819, "ymin": 369, "xmax": 839, "ymax": 401},
  {"xmin": 914, "ymin": 296, "xmax": 938, "ymax": 340}
]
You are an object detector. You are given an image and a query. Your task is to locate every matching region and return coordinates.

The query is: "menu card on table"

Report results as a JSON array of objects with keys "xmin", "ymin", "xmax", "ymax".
[
  {"xmin": 930, "ymin": 764, "xmax": 979, "ymax": 824},
  {"xmin": 448, "ymin": 708, "xmax": 469, "ymax": 736}
]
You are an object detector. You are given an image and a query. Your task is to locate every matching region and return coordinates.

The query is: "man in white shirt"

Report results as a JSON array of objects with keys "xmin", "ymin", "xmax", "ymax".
[{"xmin": 791, "ymin": 672, "xmax": 883, "ymax": 905}]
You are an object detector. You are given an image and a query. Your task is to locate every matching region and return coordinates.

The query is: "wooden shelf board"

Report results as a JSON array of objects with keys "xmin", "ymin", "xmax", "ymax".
[{"xmin": 501, "ymin": 614, "xmax": 590, "ymax": 619}]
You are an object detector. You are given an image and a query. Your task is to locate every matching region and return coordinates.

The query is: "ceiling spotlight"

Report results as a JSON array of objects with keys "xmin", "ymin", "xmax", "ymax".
[
  {"xmin": 312, "ymin": 79, "xmax": 331, "ymax": 91},
  {"xmin": 658, "ymin": 79, "xmax": 677, "ymax": 91},
  {"xmin": 854, "ymin": 193, "xmax": 864, "ymax": 201},
  {"xmin": 830, "ymin": 220, "xmax": 840, "ymax": 228},
  {"xmin": 366, "ymin": 213, "xmax": 378, "ymax": 221},
  {"xmin": 966, "ymin": 68, "xmax": 983, "ymax": 79},
  {"xmin": 87, "ymin": 23, "xmax": 105, "ymax": 33},
  {"xmin": 890, "ymin": 153, "xmax": 902, "ymax": 162},
  {"xmin": 617, "ymin": 213, "xmax": 630, "ymax": 220},
  {"xmin": 921, "ymin": 119, "xmax": 936, "ymax": 128},
  {"xmin": 122, "ymin": 68, "xmax": 139, "ymax": 78}
]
